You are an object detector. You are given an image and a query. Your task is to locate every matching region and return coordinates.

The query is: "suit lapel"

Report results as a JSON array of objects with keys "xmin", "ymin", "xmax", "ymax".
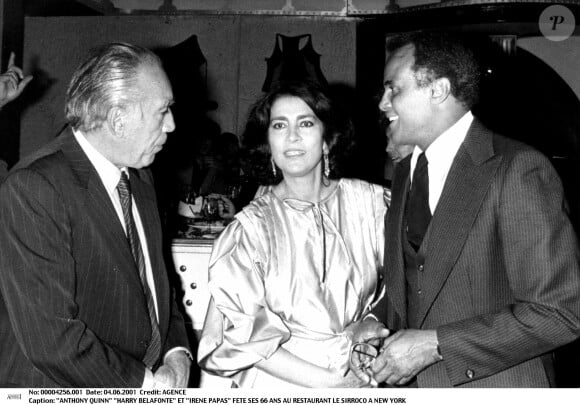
[
  {"xmin": 417, "ymin": 119, "xmax": 502, "ymax": 327},
  {"xmin": 384, "ymin": 156, "xmax": 411, "ymax": 327},
  {"xmin": 130, "ymin": 169, "xmax": 169, "ymax": 334},
  {"xmin": 60, "ymin": 130, "xmax": 143, "ymax": 293}
]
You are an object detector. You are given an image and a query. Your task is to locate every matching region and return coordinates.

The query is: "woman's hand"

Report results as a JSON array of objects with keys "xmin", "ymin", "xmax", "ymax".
[
  {"xmin": 256, "ymin": 346, "xmax": 374, "ymax": 388},
  {"xmin": 327, "ymin": 367, "xmax": 375, "ymax": 388},
  {"xmin": 345, "ymin": 318, "xmax": 389, "ymax": 343},
  {"xmin": 346, "ymin": 319, "xmax": 390, "ymax": 386}
]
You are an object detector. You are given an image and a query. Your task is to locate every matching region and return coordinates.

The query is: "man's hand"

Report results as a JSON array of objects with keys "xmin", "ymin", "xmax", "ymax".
[
  {"xmin": 152, "ymin": 350, "xmax": 191, "ymax": 388},
  {"xmin": 0, "ymin": 52, "xmax": 32, "ymax": 109},
  {"xmin": 370, "ymin": 329, "xmax": 442, "ymax": 386},
  {"xmin": 346, "ymin": 319, "xmax": 390, "ymax": 385}
]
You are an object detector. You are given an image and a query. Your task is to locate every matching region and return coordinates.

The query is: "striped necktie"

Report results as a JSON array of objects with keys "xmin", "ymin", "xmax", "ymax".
[{"xmin": 117, "ymin": 171, "xmax": 161, "ymax": 368}]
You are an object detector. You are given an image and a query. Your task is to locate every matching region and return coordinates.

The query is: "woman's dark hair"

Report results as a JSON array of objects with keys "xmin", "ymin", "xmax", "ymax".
[
  {"xmin": 241, "ymin": 80, "xmax": 355, "ymax": 185},
  {"xmin": 387, "ymin": 31, "xmax": 481, "ymax": 109}
]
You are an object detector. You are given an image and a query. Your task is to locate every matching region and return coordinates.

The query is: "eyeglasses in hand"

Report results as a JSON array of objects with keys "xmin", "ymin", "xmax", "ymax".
[{"xmin": 351, "ymin": 342, "xmax": 380, "ymax": 370}]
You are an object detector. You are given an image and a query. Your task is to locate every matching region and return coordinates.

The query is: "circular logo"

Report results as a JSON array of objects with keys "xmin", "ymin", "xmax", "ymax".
[{"xmin": 539, "ymin": 5, "xmax": 576, "ymax": 41}]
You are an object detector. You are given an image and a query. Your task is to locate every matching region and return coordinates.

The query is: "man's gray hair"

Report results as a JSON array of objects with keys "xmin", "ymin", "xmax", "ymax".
[{"xmin": 65, "ymin": 42, "xmax": 162, "ymax": 132}]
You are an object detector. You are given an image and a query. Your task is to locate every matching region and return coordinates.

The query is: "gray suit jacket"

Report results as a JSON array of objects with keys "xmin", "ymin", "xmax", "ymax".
[
  {"xmin": 378, "ymin": 118, "xmax": 580, "ymax": 387},
  {"xmin": 0, "ymin": 129, "xmax": 189, "ymax": 387}
]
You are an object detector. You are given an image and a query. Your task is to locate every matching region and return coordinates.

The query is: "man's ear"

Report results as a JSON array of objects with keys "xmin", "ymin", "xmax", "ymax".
[
  {"xmin": 107, "ymin": 107, "xmax": 126, "ymax": 138},
  {"xmin": 430, "ymin": 77, "xmax": 451, "ymax": 105}
]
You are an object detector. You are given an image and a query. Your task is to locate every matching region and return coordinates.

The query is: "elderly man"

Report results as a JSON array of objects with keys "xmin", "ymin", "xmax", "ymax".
[
  {"xmin": 0, "ymin": 43, "xmax": 191, "ymax": 387},
  {"xmin": 351, "ymin": 31, "xmax": 580, "ymax": 387}
]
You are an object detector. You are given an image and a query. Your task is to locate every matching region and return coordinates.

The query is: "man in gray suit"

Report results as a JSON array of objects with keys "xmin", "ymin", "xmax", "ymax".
[
  {"xmin": 351, "ymin": 31, "xmax": 580, "ymax": 387},
  {"xmin": 0, "ymin": 43, "xmax": 191, "ymax": 387}
]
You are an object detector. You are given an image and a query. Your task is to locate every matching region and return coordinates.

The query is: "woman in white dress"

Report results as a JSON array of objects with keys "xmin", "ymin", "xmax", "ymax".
[{"xmin": 198, "ymin": 81, "xmax": 387, "ymax": 388}]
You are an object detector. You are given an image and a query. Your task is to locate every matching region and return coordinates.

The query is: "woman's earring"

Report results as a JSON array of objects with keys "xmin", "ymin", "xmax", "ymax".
[
  {"xmin": 271, "ymin": 158, "xmax": 277, "ymax": 176},
  {"xmin": 323, "ymin": 153, "xmax": 330, "ymax": 178}
]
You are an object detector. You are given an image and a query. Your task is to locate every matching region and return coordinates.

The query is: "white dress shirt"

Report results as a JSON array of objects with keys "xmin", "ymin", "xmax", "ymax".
[
  {"xmin": 73, "ymin": 130, "xmax": 159, "ymax": 319},
  {"xmin": 410, "ymin": 111, "xmax": 474, "ymax": 214},
  {"xmin": 74, "ymin": 131, "xmax": 191, "ymax": 386}
]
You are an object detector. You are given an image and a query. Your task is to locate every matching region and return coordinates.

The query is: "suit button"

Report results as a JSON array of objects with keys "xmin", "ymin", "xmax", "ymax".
[
  {"xmin": 186, "ymin": 299, "xmax": 193, "ymax": 306},
  {"xmin": 418, "ymin": 264, "xmax": 424, "ymax": 272},
  {"xmin": 179, "ymin": 265, "xmax": 187, "ymax": 272},
  {"xmin": 190, "ymin": 282, "xmax": 197, "ymax": 289},
  {"xmin": 466, "ymin": 369, "xmax": 474, "ymax": 379},
  {"xmin": 417, "ymin": 289, "xmax": 422, "ymax": 295}
]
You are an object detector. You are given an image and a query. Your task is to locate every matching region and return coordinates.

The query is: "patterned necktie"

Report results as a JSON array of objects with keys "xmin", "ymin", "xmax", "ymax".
[
  {"xmin": 117, "ymin": 171, "xmax": 161, "ymax": 368},
  {"xmin": 406, "ymin": 152, "xmax": 431, "ymax": 251}
]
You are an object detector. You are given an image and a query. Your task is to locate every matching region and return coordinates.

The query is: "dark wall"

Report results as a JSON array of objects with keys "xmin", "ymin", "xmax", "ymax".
[{"xmin": 21, "ymin": 15, "xmax": 356, "ymax": 158}]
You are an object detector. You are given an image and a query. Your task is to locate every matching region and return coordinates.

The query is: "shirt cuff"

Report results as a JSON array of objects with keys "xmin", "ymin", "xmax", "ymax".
[
  {"xmin": 164, "ymin": 346, "xmax": 194, "ymax": 363},
  {"xmin": 141, "ymin": 368, "xmax": 155, "ymax": 388}
]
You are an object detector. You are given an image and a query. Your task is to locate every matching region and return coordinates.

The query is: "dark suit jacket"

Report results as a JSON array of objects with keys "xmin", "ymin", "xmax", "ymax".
[
  {"xmin": 0, "ymin": 130, "xmax": 189, "ymax": 387},
  {"xmin": 377, "ymin": 118, "xmax": 580, "ymax": 387},
  {"xmin": 0, "ymin": 159, "xmax": 7, "ymax": 184}
]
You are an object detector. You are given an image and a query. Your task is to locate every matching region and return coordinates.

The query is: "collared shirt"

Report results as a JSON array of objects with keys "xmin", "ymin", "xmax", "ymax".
[
  {"xmin": 410, "ymin": 111, "xmax": 474, "ymax": 214},
  {"xmin": 74, "ymin": 131, "xmax": 191, "ymax": 385},
  {"xmin": 73, "ymin": 130, "xmax": 159, "ymax": 319}
]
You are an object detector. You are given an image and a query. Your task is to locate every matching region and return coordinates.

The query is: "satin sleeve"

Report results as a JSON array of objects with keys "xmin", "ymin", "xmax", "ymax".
[
  {"xmin": 197, "ymin": 219, "xmax": 291, "ymax": 377},
  {"xmin": 376, "ymin": 186, "xmax": 388, "ymax": 268},
  {"xmin": 368, "ymin": 184, "xmax": 387, "ymax": 312}
]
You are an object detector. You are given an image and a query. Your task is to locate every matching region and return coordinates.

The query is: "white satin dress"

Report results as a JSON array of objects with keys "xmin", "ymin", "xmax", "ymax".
[{"xmin": 197, "ymin": 178, "xmax": 387, "ymax": 388}]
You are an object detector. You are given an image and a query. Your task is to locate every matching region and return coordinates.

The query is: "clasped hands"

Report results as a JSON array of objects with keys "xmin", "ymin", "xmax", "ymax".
[{"xmin": 347, "ymin": 320, "xmax": 442, "ymax": 386}]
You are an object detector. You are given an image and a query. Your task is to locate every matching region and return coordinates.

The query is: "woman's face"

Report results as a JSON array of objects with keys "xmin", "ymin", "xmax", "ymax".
[{"xmin": 268, "ymin": 95, "xmax": 328, "ymax": 181}]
